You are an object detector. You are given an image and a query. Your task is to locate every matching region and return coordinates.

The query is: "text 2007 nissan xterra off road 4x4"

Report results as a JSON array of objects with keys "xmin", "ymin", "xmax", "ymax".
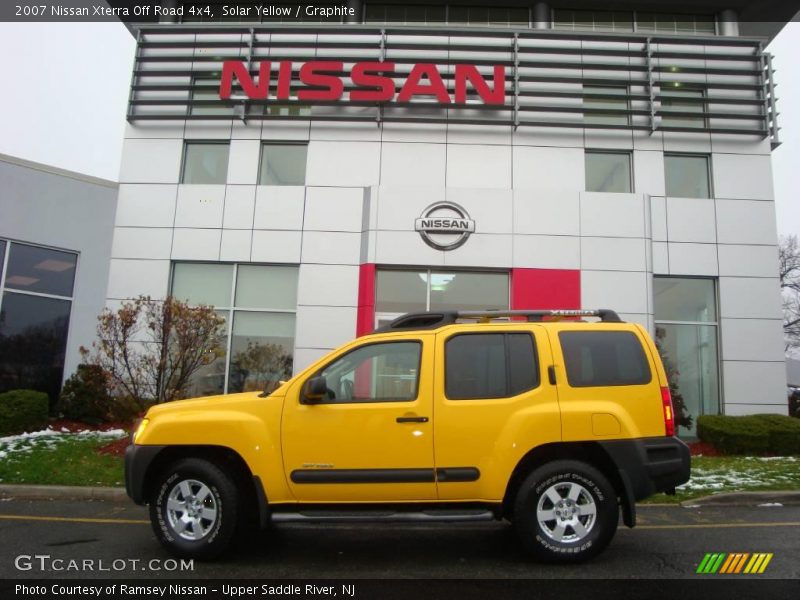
[{"xmin": 126, "ymin": 309, "xmax": 690, "ymax": 562}]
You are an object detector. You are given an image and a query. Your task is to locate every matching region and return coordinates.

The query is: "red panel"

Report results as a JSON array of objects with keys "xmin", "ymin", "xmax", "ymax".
[
  {"xmin": 356, "ymin": 263, "xmax": 376, "ymax": 337},
  {"xmin": 510, "ymin": 268, "xmax": 581, "ymax": 310}
]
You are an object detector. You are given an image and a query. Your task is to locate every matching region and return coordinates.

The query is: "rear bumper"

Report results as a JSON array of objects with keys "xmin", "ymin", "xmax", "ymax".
[
  {"xmin": 599, "ymin": 436, "xmax": 691, "ymax": 500},
  {"xmin": 124, "ymin": 444, "xmax": 166, "ymax": 505}
]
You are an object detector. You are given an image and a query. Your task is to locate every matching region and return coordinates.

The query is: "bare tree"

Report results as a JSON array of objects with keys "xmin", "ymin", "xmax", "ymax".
[
  {"xmin": 81, "ymin": 296, "xmax": 226, "ymax": 404},
  {"xmin": 780, "ymin": 235, "xmax": 800, "ymax": 354}
]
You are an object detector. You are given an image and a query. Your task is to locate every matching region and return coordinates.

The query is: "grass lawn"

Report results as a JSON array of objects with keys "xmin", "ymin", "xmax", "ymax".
[
  {"xmin": 1, "ymin": 430, "xmax": 799, "ymax": 502},
  {"xmin": 641, "ymin": 455, "xmax": 800, "ymax": 504},
  {"xmin": 0, "ymin": 429, "xmax": 126, "ymax": 487}
]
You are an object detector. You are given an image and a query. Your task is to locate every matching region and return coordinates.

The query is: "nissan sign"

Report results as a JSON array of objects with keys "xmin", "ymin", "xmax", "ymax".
[{"xmin": 415, "ymin": 202, "xmax": 475, "ymax": 251}]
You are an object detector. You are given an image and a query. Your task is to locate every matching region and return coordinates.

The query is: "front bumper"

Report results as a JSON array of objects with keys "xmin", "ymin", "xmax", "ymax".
[
  {"xmin": 599, "ymin": 436, "xmax": 691, "ymax": 500},
  {"xmin": 124, "ymin": 444, "xmax": 166, "ymax": 504}
]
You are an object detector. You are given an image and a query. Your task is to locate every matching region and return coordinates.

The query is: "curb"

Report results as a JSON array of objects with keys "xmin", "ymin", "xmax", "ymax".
[
  {"xmin": 680, "ymin": 491, "xmax": 800, "ymax": 507},
  {"xmin": 0, "ymin": 484, "xmax": 128, "ymax": 502}
]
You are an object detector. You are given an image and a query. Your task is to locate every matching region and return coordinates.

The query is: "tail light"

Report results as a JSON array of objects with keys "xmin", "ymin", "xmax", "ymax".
[{"xmin": 661, "ymin": 386, "xmax": 675, "ymax": 436}]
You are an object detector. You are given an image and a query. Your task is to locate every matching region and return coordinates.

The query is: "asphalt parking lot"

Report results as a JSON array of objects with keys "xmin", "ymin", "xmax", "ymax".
[{"xmin": 0, "ymin": 498, "xmax": 798, "ymax": 580}]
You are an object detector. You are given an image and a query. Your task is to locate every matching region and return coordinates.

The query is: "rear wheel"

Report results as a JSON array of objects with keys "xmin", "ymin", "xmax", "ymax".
[
  {"xmin": 513, "ymin": 460, "xmax": 618, "ymax": 563},
  {"xmin": 149, "ymin": 458, "xmax": 239, "ymax": 559}
]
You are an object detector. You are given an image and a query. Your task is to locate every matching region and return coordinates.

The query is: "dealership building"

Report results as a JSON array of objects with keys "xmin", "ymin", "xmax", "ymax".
[{"xmin": 3, "ymin": 0, "xmax": 795, "ymax": 434}]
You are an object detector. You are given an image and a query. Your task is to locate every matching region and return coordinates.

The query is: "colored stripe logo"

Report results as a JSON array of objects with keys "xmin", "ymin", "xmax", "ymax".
[{"xmin": 697, "ymin": 553, "xmax": 773, "ymax": 574}]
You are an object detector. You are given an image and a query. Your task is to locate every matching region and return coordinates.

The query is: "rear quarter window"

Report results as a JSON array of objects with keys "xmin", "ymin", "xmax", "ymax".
[{"xmin": 558, "ymin": 330, "xmax": 651, "ymax": 387}]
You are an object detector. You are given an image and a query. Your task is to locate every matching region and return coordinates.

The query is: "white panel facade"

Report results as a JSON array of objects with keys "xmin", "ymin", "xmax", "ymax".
[
  {"xmin": 304, "ymin": 187, "xmax": 364, "ymax": 233},
  {"xmin": 107, "ymin": 258, "xmax": 171, "ymax": 300},
  {"xmin": 306, "ymin": 141, "xmax": 381, "ymax": 187},
  {"xmin": 513, "ymin": 190, "xmax": 580, "ymax": 237},
  {"xmin": 253, "ymin": 187, "xmax": 306, "ymax": 230},
  {"xmin": 119, "ymin": 139, "xmax": 183, "ymax": 184},
  {"xmin": 115, "ymin": 184, "xmax": 177, "ymax": 228},
  {"xmin": 106, "ymin": 25, "xmax": 790, "ymax": 423},
  {"xmin": 722, "ymin": 361, "xmax": 788, "ymax": 412},
  {"xmin": 716, "ymin": 199, "xmax": 779, "ymax": 245},
  {"xmin": 665, "ymin": 197, "xmax": 717, "ymax": 243},
  {"xmin": 446, "ymin": 145, "xmax": 511, "ymax": 189},
  {"xmin": 512, "ymin": 146, "xmax": 585, "ymax": 191},
  {"xmin": 712, "ymin": 154, "xmax": 774, "ymax": 200},
  {"xmin": 297, "ymin": 264, "xmax": 360, "ymax": 308},
  {"xmin": 667, "ymin": 243, "xmax": 719, "ymax": 276},
  {"xmin": 174, "ymin": 186, "xmax": 226, "ymax": 228},
  {"xmin": 380, "ymin": 143, "xmax": 447, "ymax": 187},
  {"xmin": 226, "ymin": 140, "xmax": 261, "ymax": 185},
  {"xmin": 581, "ymin": 271, "xmax": 650, "ymax": 315}
]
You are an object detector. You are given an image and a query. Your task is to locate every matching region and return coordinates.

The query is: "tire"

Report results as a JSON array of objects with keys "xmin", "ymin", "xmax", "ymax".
[
  {"xmin": 149, "ymin": 458, "xmax": 239, "ymax": 559},
  {"xmin": 513, "ymin": 460, "xmax": 619, "ymax": 563}
]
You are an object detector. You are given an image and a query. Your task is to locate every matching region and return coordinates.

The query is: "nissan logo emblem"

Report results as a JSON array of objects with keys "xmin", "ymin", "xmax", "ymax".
[{"xmin": 414, "ymin": 202, "xmax": 476, "ymax": 251}]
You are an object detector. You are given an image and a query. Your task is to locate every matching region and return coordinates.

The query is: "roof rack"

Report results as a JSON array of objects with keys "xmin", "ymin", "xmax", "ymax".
[{"xmin": 374, "ymin": 309, "xmax": 622, "ymax": 332}]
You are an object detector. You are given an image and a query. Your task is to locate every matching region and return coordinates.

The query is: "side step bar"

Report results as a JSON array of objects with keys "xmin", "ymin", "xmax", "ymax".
[{"xmin": 271, "ymin": 509, "xmax": 497, "ymax": 524}]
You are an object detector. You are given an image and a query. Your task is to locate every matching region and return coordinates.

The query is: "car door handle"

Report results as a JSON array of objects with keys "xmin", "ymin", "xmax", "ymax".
[{"xmin": 396, "ymin": 416, "xmax": 429, "ymax": 423}]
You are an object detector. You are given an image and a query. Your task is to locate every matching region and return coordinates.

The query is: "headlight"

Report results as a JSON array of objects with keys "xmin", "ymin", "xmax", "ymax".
[{"xmin": 131, "ymin": 418, "xmax": 149, "ymax": 444}]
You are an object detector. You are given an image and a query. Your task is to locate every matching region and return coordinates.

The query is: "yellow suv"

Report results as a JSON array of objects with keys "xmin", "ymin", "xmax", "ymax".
[{"xmin": 126, "ymin": 309, "xmax": 690, "ymax": 562}]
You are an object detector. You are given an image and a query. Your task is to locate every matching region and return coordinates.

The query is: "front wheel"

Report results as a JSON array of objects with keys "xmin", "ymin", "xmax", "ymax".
[
  {"xmin": 149, "ymin": 458, "xmax": 239, "ymax": 559},
  {"xmin": 513, "ymin": 460, "xmax": 618, "ymax": 563}
]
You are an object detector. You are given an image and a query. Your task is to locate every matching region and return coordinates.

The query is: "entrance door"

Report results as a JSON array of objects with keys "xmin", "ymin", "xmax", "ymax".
[{"xmin": 281, "ymin": 335, "xmax": 436, "ymax": 502}]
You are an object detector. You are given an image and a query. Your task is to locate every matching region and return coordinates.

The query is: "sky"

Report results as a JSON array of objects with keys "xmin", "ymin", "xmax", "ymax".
[{"xmin": 0, "ymin": 20, "xmax": 797, "ymax": 237}]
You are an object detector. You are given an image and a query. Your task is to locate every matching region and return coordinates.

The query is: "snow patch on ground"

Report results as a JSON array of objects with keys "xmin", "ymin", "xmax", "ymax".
[
  {"xmin": 677, "ymin": 458, "xmax": 800, "ymax": 492},
  {"xmin": 0, "ymin": 428, "xmax": 127, "ymax": 460}
]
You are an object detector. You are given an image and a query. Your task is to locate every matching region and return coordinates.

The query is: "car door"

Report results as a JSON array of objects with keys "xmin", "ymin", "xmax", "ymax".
[
  {"xmin": 281, "ymin": 333, "xmax": 436, "ymax": 502},
  {"xmin": 432, "ymin": 325, "xmax": 561, "ymax": 501}
]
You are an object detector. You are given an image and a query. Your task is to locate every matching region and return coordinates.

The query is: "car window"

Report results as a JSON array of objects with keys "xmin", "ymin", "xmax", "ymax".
[
  {"xmin": 559, "ymin": 330, "xmax": 651, "ymax": 387},
  {"xmin": 316, "ymin": 341, "xmax": 422, "ymax": 403},
  {"xmin": 445, "ymin": 333, "xmax": 539, "ymax": 400}
]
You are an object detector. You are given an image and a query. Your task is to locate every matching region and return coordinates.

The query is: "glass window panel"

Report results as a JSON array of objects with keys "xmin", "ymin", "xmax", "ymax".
[
  {"xmin": 364, "ymin": 5, "xmax": 385, "ymax": 22},
  {"xmin": 319, "ymin": 341, "xmax": 421, "ymax": 403},
  {"xmin": 637, "ymin": 12, "xmax": 656, "ymax": 31},
  {"xmin": 656, "ymin": 323, "xmax": 719, "ymax": 436},
  {"xmin": 595, "ymin": 11, "xmax": 614, "ymax": 30},
  {"xmin": 507, "ymin": 7, "xmax": 529, "ymax": 25},
  {"xmin": 0, "ymin": 240, "xmax": 5, "ymax": 279},
  {"xmin": 184, "ymin": 310, "xmax": 229, "ymax": 398},
  {"xmin": 376, "ymin": 270, "xmax": 428, "ymax": 313},
  {"xmin": 584, "ymin": 85, "xmax": 629, "ymax": 126},
  {"xmin": 191, "ymin": 78, "xmax": 235, "ymax": 116},
  {"xmin": 654, "ymin": 277, "xmax": 717, "ymax": 322},
  {"xmin": 665, "ymin": 154, "xmax": 710, "ymax": 198},
  {"xmin": 612, "ymin": 11, "xmax": 634, "ymax": 31},
  {"xmin": 446, "ymin": 334, "xmax": 507, "ymax": 399},
  {"xmin": 559, "ymin": 331, "xmax": 652, "ymax": 387},
  {"xmin": 235, "ymin": 265, "xmax": 298, "ymax": 310},
  {"xmin": 427, "ymin": 6, "xmax": 446, "ymax": 22},
  {"xmin": 228, "ymin": 312, "xmax": 296, "ymax": 393},
  {"xmin": 172, "ymin": 263, "xmax": 234, "ymax": 307},
  {"xmin": 385, "ymin": 5, "xmax": 405, "ymax": 22},
  {"xmin": 4, "ymin": 243, "xmax": 77, "ymax": 297},
  {"xmin": 182, "ymin": 142, "xmax": 229, "ymax": 184},
  {"xmin": 661, "ymin": 88, "xmax": 705, "ymax": 129},
  {"xmin": 468, "ymin": 6, "xmax": 489, "ymax": 25},
  {"xmin": 429, "ymin": 271, "xmax": 509, "ymax": 311},
  {"xmin": 405, "ymin": 5, "xmax": 425, "ymax": 23},
  {"xmin": 694, "ymin": 16, "xmax": 717, "ymax": 33},
  {"xmin": 552, "ymin": 9, "xmax": 574, "ymax": 29},
  {"xmin": 585, "ymin": 152, "xmax": 631, "ymax": 193},
  {"xmin": 0, "ymin": 292, "xmax": 71, "ymax": 404},
  {"xmin": 259, "ymin": 144, "xmax": 307, "ymax": 185},
  {"xmin": 448, "ymin": 6, "xmax": 469, "ymax": 24}
]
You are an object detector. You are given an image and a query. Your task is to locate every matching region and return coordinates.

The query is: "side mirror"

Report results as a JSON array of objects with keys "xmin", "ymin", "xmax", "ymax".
[{"xmin": 302, "ymin": 376, "xmax": 328, "ymax": 404}]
